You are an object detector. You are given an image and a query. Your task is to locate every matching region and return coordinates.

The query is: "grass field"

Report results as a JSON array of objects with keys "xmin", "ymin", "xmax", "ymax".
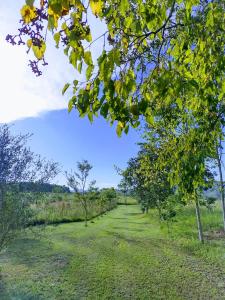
[
  {"xmin": 1, "ymin": 204, "xmax": 225, "ymax": 299},
  {"xmin": 29, "ymin": 193, "xmax": 117, "ymax": 225},
  {"xmin": 116, "ymin": 195, "xmax": 137, "ymax": 205}
]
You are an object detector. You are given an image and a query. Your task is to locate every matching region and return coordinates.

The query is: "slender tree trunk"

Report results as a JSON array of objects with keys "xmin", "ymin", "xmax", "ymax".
[
  {"xmin": 216, "ymin": 146, "xmax": 225, "ymax": 231},
  {"xmin": 195, "ymin": 197, "xmax": 204, "ymax": 243},
  {"xmin": 156, "ymin": 200, "xmax": 162, "ymax": 220},
  {"xmin": 0, "ymin": 183, "xmax": 4, "ymax": 211},
  {"xmin": 85, "ymin": 210, "xmax": 88, "ymax": 227},
  {"xmin": 84, "ymin": 198, "xmax": 88, "ymax": 227}
]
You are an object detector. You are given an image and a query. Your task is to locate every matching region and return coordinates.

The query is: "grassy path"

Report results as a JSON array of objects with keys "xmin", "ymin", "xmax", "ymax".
[{"xmin": 1, "ymin": 205, "xmax": 225, "ymax": 299}]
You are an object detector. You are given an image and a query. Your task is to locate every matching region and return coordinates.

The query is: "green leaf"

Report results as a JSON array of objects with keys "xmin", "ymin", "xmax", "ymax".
[
  {"xmin": 78, "ymin": 61, "xmax": 83, "ymax": 73},
  {"xmin": 86, "ymin": 64, "xmax": 94, "ymax": 80},
  {"xmin": 69, "ymin": 51, "xmax": 78, "ymax": 68},
  {"xmin": 90, "ymin": 0, "xmax": 103, "ymax": 16},
  {"xmin": 124, "ymin": 125, "xmax": 129, "ymax": 134},
  {"xmin": 48, "ymin": 16, "xmax": 56, "ymax": 30},
  {"xmin": 115, "ymin": 80, "xmax": 122, "ymax": 95},
  {"xmin": 100, "ymin": 103, "xmax": 109, "ymax": 118},
  {"xmin": 88, "ymin": 112, "xmax": 93, "ymax": 122},
  {"xmin": 84, "ymin": 51, "xmax": 93, "ymax": 66},
  {"xmin": 116, "ymin": 121, "xmax": 124, "ymax": 137},
  {"xmin": 32, "ymin": 42, "xmax": 46, "ymax": 60},
  {"xmin": 68, "ymin": 98, "xmax": 74, "ymax": 112},
  {"xmin": 176, "ymin": 98, "xmax": 182, "ymax": 109},
  {"xmin": 85, "ymin": 31, "xmax": 92, "ymax": 42},
  {"xmin": 222, "ymin": 81, "xmax": 225, "ymax": 93},
  {"xmin": 26, "ymin": 0, "xmax": 35, "ymax": 7},
  {"xmin": 146, "ymin": 115, "xmax": 154, "ymax": 125},
  {"xmin": 62, "ymin": 83, "xmax": 70, "ymax": 95},
  {"xmin": 73, "ymin": 80, "xmax": 79, "ymax": 88},
  {"xmin": 54, "ymin": 32, "xmax": 60, "ymax": 48},
  {"xmin": 120, "ymin": 0, "xmax": 129, "ymax": 17}
]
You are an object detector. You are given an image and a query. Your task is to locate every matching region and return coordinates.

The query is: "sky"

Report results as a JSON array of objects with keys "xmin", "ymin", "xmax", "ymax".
[{"xmin": 0, "ymin": 1, "xmax": 140, "ymax": 188}]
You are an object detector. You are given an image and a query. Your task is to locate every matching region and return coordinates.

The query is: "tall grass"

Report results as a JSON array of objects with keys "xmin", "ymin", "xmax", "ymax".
[
  {"xmin": 29, "ymin": 193, "xmax": 117, "ymax": 225},
  {"xmin": 146, "ymin": 200, "xmax": 225, "ymax": 264},
  {"xmin": 117, "ymin": 195, "xmax": 137, "ymax": 205}
]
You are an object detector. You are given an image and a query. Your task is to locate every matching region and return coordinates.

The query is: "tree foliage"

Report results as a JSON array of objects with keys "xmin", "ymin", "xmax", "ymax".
[
  {"xmin": 119, "ymin": 136, "xmax": 174, "ymax": 217},
  {"xmin": 8, "ymin": 0, "xmax": 225, "ymax": 133},
  {"xmin": 9, "ymin": 1, "xmax": 225, "ymax": 187},
  {"xmin": 0, "ymin": 124, "xmax": 59, "ymax": 251}
]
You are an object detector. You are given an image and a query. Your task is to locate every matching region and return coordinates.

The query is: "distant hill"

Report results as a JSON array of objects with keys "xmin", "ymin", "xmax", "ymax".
[{"xmin": 18, "ymin": 182, "xmax": 70, "ymax": 193}]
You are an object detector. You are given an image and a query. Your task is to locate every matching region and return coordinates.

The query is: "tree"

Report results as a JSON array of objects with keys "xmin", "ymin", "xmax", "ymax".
[
  {"xmin": 216, "ymin": 138, "xmax": 225, "ymax": 231},
  {"xmin": 0, "ymin": 124, "xmax": 59, "ymax": 251},
  {"xmin": 143, "ymin": 125, "xmax": 218, "ymax": 243},
  {"xmin": 100, "ymin": 188, "xmax": 117, "ymax": 210},
  {"xmin": 65, "ymin": 159, "xmax": 94, "ymax": 226},
  {"xmin": 120, "ymin": 125, "xmax": 217, "ymax": 242},
  {"xmin": 119, "ymin": 137, "xmax": 174, "ymax": 216},
  {"xmin": 117, "ymin": 179, "xmax": 129, "ymax": 205}
]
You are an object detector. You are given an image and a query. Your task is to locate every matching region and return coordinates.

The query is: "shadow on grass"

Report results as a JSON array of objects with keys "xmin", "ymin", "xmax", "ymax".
[
  {"xmin": 111, "ymin": 217, "xmax": 126, "ymax": 220},
  {"xmin": 0, "ymin": 269, "xmax": 39, "ymax": 300},
  {"xmin": 112, "ymin": 226, "xmax": 143, "ymax": 232},
  {"xmin": 105, "ymin": 231, "xmax": 140, "ymax": 244},
  {"xmin": 125, "ymin": 221, "xmax": 150, "ymax": 225},
  {"xmin": 1, "ymin": 237, "xmax": 53, "ymax": 268},
  {"xmin": 0, "ymin": 274, "xmax": 10, "ymax": 300},
  {"xmin": 124, "ymin": 212, "xmax": 141, "ymax": 216}
]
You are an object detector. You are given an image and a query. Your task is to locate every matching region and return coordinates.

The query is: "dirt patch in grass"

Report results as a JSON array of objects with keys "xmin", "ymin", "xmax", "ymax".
[{"xmin": 205, "ymin": 229, "xmax": 225, "ymax": 240}]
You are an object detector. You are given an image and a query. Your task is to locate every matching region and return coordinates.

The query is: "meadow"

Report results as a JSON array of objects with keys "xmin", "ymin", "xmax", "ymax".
[
  {"xmin": 29, "ymin": 192, "xmax": 118, "ymax": 225},
  {"xmin": 1, "ymin": 200, "xmax": 225, "ymax": 299}
]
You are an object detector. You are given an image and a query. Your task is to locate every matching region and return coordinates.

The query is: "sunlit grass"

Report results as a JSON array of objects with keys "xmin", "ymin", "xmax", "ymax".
[{"xmin": 1, "ymin": 204, "xmax": 225, "ymax": 299}]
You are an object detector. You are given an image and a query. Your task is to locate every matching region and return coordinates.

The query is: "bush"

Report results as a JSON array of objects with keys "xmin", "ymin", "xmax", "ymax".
[{"xmin": 0, "ymin": 189, "xmax": 34, "ymax": 251}]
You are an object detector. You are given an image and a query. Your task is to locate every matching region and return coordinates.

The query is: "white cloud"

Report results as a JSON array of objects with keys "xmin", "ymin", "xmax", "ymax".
[
  {"xmin": 0, "ymin": 38, "xmax": 68, "ymax": 123},
  {"xmin": 0, "ymin": 1, "xmax": 107, "ymax": 123},
  {"xmin": 0, "ymin": 2, "xmax": 68, "ymax": 123}
]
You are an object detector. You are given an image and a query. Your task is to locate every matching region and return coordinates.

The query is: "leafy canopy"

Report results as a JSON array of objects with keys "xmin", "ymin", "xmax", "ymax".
[{"xmin": 8, "ymin": 0, "xmax": 225, "ymax": 136}]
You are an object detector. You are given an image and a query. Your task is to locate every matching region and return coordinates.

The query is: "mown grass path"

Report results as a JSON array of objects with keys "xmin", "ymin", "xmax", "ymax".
[{"xmin": 1, "ymin": 205, "xmax": 225, "ymax": 299}]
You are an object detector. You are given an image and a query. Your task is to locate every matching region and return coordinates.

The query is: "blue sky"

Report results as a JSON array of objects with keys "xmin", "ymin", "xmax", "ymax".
[
  {"xmin": 11, "ymin": 110, "xmax": 140, "ymax": 187},
  {"xmin": 0, "ymin": 1, "xmax": 140, "ymax": 188}
]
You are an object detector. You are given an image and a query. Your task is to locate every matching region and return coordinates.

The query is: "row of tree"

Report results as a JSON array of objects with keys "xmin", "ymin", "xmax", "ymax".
[{"xmin": 119, "ymin": 125, "xmax": 224, "ymax": 243}]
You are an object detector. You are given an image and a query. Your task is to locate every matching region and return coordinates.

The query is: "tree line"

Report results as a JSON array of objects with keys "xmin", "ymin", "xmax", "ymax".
[
  {"xmin": 17, "ymin": 182, "xmax": 70, "ymax": 193},
  {"xmin": 118, "ymin": 126, "xmax": 223, "ymax": 243}
]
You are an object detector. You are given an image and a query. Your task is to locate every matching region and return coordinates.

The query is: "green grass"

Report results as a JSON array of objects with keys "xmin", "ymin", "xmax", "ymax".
[
  {"xmin": 117, "ymin": 195, "xmax": 137, "ymax": 205},
  {"xmin": 1, "ymin": 204, "xmax": 225, "ymax": 299},
  {"xmin": 158, "ymin": 201, "xmax": 225, "ymax": 265}
]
